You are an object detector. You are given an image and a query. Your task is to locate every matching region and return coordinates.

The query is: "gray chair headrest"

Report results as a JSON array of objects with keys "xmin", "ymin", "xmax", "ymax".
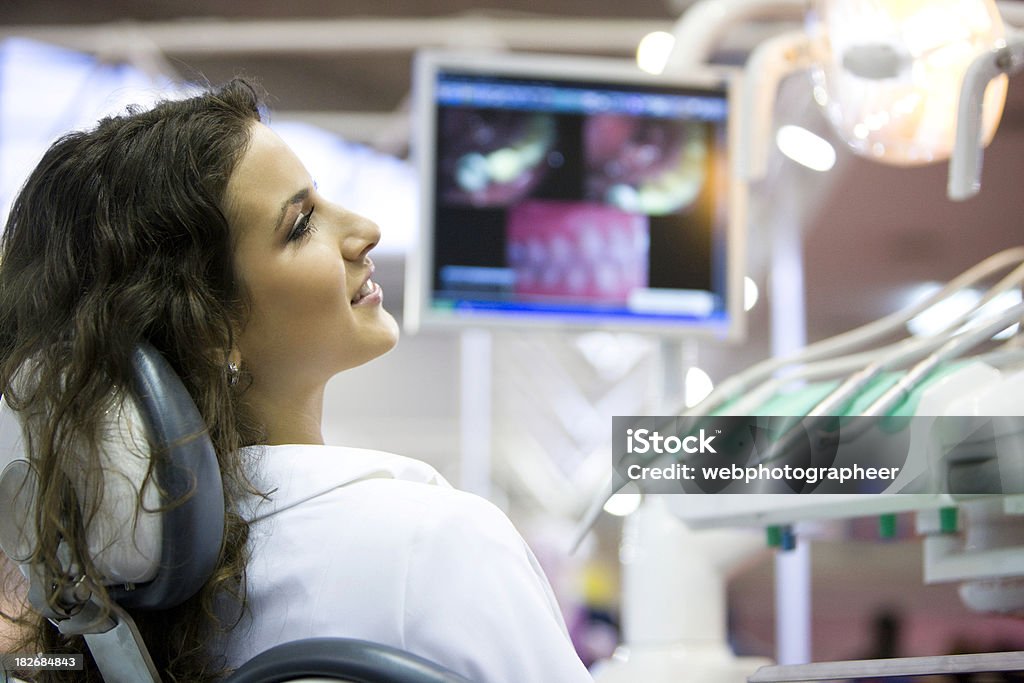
[{"xmin": 0, "ymin": 343, "xmax": 225, "ymax": 611}]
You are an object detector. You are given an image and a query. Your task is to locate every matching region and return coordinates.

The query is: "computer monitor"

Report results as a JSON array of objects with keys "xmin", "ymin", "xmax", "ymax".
[{"xmin": 405, "ymin": 50, "xmax": 745, "ymax": 340}]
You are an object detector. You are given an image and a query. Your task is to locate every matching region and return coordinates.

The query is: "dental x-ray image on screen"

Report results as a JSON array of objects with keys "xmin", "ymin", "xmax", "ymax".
[{"xmin": 405, "ymin": 50, "xmax": 745, "ymax": 340}]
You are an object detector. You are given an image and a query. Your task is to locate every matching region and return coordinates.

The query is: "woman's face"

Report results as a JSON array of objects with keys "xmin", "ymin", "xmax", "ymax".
[{"xmin": 224, "ymin": 122, "xmax": 399, "ymax": 390}]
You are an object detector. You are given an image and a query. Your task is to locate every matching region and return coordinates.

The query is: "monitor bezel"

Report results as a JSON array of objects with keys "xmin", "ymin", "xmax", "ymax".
[{"xmin": 405, "ymin": 49, "xmax": 746, "ymax": 341}]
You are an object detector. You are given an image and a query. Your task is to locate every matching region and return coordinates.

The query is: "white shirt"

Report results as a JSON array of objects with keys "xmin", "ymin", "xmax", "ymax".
[{"xmin": 221, "ymin": 444, "xmax": 593, "ymax": 683}]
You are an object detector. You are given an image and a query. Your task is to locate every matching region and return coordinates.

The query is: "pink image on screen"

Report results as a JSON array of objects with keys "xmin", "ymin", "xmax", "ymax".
[{"xmin": 507, "ymin": 200, "xmax": 649, "ymax": 303}]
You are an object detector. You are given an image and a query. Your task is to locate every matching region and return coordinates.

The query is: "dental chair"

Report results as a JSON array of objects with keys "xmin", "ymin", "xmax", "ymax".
[{"xmin": 0, "ymin": 343, "xmax": 471, "ymax": 683}]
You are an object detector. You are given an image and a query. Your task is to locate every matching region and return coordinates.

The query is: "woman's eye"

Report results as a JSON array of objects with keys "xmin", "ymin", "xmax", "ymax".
[{"xmin": 288, "ymin": 208, "xmax": 317, "ymax": 243}]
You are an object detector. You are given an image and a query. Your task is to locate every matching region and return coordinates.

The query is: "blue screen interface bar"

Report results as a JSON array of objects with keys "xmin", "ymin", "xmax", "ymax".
[{"xmin": 437, "ymin": 73, "xmax": 728, "ymax": 121}]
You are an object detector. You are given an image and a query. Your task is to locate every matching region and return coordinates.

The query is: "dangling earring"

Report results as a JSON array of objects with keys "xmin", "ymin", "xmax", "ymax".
[{"xmin": 227, "ymin": 361, "xmax": 241, "ymax": 387}]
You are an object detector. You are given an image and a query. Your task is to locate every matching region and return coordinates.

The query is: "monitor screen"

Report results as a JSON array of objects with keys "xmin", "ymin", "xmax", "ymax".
[{"xmin": 405, "ymin": 50, "xmax": 745, "ymax": 339}]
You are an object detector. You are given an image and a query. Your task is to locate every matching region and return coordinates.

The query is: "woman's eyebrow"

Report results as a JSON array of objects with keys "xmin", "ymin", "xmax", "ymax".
[{"xmin": 275, "ymin": 187, "xmax": 310, "ymax": 232}]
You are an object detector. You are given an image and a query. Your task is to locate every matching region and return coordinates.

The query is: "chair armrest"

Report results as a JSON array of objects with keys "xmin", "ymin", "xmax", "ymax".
[{"xmin": 224, "ymin": 638, "xmax": 474, "ymax": 683}]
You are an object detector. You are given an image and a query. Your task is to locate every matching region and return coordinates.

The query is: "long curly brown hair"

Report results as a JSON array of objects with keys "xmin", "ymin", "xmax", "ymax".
[{"xmin": 0, "ymin": 79, "xmax": 267, "ymax": 681}]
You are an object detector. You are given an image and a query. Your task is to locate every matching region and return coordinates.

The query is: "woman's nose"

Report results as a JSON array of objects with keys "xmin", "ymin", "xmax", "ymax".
[{"xmin": 341, "ymin": 211, "xmax": 381, "ymax": 262}]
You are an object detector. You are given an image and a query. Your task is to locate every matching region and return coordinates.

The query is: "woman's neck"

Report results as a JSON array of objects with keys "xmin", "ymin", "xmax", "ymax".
[{"xmin": 244, "ymin": 380, "xmax": 326, "ymax": 445}]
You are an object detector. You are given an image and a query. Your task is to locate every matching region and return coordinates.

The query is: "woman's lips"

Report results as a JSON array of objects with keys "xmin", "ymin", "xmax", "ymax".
[{"xmin": 351, "ymin": 279, "xmax": 382, "ymax": 306}]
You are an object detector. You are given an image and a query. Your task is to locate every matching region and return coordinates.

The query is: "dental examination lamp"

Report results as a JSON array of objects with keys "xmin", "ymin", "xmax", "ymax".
[
  {"xmin": 807, "ymin": 0, "xmax": 1024, "ymax": 200},
  {"xmin": 725, "ymin": 0, "xmax": 1013, "ymax": 194},
  {"xmin": 807, "ymin": 0, "xmax": 1008, "ymax": 167}
]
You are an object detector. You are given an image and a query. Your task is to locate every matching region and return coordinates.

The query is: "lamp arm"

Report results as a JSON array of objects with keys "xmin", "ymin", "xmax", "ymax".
[
  {"xmin": 666, "ymin": 0, "xmax": 805, "ymax": 69},
  {"xmin": 948, "ymin": 31, "xmax": 1024, "ymax": 201},
  {"xmin": 740, "ymin": 30, "xmax": 813, "ymax": 182}
]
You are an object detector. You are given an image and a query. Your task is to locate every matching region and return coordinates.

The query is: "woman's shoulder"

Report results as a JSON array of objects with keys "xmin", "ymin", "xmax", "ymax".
[
  {"xmin": 240, "ymin": 445, "xmax": 533, "ymax": 610},
  {"xmin": 238, "ymin": 443, "xmax": 509, "ymax": 529}
]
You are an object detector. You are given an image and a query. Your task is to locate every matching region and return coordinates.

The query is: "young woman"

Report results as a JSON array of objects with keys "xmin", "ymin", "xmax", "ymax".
[{"xmin": 0, "ymin": 80, "xmax": 592, "ymax": 682}]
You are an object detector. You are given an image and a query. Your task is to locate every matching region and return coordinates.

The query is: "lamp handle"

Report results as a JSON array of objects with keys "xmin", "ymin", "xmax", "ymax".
[{"xmin": 948, "ymin": 31, "xmax": 1024, "ymax": 201}]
